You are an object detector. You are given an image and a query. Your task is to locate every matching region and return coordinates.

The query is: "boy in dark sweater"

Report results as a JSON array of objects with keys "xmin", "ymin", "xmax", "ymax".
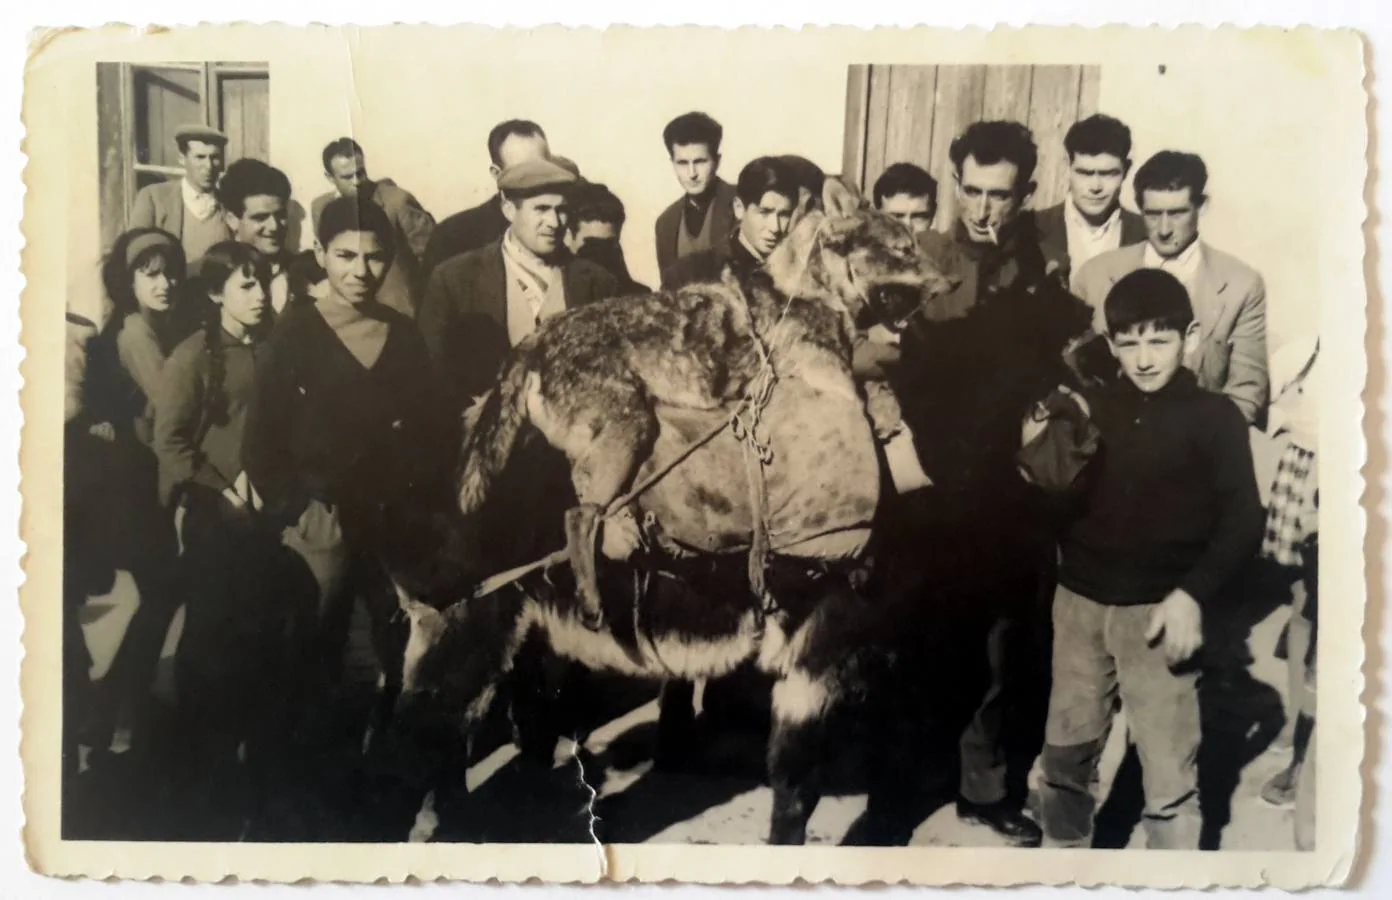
[{"xmin": 1019, "ymin": 267, "xmax": 1264, "ymax": 849}]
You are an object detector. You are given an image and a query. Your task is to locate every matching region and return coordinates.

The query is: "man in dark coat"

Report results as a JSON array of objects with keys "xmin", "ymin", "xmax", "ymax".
[
  {"xmin": 420, "ymin": 119, "xmax": 551, "ymax": 277},
  {"xmin": 1032, "ymin": 114, "xmax": 1147, "ymax": 284},
  {"xmin": 659, "ymin": 156, "xmax": 799, "ymax": 290},
  {"xmin": 418, "ymin": 157, "xmax": 621, "ymax": 414},
  {"xmin": 564, "ymin": 181, "xmax": 648, "ymax": 295},
  {"xmin": 875, "ymin": 121, "xmax": 1096, "ymax": 847},
  {"xmin": 653, "ymin": 112, "xmax": 738, "ymax": 279},
  {"xmin": 418, "ymin": 155, "xmax": 623, "ymax": 764}
]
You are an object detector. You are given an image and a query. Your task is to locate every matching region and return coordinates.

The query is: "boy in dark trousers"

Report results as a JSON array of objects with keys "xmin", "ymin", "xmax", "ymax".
[{"xmin": 1019, "ymin": 267, "xmax": 1264, "ymax": 849}]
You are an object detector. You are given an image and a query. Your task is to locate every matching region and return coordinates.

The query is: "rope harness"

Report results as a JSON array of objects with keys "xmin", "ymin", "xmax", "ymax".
[{"xmin": 470, "ymin": 223, "xmax": 828, "ymax": 619}]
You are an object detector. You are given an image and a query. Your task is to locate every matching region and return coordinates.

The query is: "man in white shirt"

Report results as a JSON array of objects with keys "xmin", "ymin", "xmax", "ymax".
[
  {"xmin": 1074, "ymin": 150, "xmax": 1270, "ymax": 425},
  {"xmin": 128, "ymin": 124, "xmax": 233, "ymax": 265},
  {"xmin": 1034, "ymin": 114, "xmax": 1146, "ymax": 282}
]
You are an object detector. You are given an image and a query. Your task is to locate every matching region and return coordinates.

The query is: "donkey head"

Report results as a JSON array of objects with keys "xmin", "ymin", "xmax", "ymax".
[{"xmin": 394, "ymin": 579, "xmax": 526, "ymax": 732}]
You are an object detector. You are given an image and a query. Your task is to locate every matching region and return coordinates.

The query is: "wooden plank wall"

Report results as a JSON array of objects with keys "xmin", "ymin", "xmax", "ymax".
[
  {"xmin": 96, "ymin": 63, "xmax": 129, "ymax": 256},
  {"xmin": 94, "ymin": 63, "xmax": 271, "ymax": 253},
  {"xmin": 843, "ymin": 65, "xmax": 1101, "ymax": 231},
  {"xmin": 218, "ymin": 74, "xmax": 271, "ymax": 164}
]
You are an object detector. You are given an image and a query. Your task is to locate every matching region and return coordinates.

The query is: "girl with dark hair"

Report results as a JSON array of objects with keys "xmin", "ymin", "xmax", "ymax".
[
  {"xmin": 152, "ymin": 240, "xmax": 307, "ymax": 833},
  {"xmin": 87, "ymin": 228, "xmax": 193, "ymax": 756}
]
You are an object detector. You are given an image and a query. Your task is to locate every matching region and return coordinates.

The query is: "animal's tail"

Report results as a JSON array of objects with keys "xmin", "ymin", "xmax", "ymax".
[{"xmin": 458, "ymin": 353, "xmax": 532, "ymax": 515}]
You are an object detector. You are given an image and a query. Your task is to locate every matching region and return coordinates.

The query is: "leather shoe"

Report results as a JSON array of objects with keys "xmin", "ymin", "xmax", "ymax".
[{"xmin": 956, "ymin": 797, "xmax": 1043, "ymax": 847}]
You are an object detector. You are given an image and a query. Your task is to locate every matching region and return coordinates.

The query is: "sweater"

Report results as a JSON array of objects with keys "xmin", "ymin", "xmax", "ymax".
[
  {"xmin": 1053, "ymin": 369, "xmax": 1264, "ymax": 607},
  {"xmin": 242, "ymin": 300, "xmax": 455, "ymax": 547},
  {"xmin": 152, "ymin": 326, "xmax": 270, "ymax": 507}
]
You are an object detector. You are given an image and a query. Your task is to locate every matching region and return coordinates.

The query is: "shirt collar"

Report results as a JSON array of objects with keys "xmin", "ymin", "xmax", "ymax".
[
  {"xmin": 181, "ymin": 178, "xmax": 218, "ymax": 219},
  {"xmin": 1143, "ymin": 238, "xmax": 1204, "ymax": 277},
  {"xmin": 737, "ymin": 231, "xmax": 765, "ymax": 263},
  {"xmin": 1065, "ymin": 197, "xmax": 1122, "ymax": 237}
]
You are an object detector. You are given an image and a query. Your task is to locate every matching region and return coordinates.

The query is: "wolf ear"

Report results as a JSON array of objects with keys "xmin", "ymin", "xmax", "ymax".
[{"xmin": 821, "ymin": 175, "xmax": 867, "ymax": 219}]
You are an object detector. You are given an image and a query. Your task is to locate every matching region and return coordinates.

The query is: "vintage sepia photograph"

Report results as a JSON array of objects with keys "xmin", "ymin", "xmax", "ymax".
[{"xmin": 21, "ymin": 25, "xmax": 1367, "ymax": 887}]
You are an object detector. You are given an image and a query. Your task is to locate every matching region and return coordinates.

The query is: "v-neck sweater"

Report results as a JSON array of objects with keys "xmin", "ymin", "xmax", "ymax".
[{"xmin": 243, "ymin": 300, "xmax": 453, "ymax": 542}]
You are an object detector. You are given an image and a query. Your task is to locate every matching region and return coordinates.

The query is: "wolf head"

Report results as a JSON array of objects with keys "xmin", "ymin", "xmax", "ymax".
[{"xmin": 767, "ymin": 177, "xmax": 959, "ymax": 330}]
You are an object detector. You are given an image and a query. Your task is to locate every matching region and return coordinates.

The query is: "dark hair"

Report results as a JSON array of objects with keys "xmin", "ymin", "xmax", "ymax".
[
  {"xmin": 487, "ymin": 119, "xmax": 546, "ymax": 167},
  {"xmin": 196, "ymin": 241, "xmax": 273, "ymax": 426},
  {"xmin": 566, "ymin": 183, "xmax": 626, "ymax": 235},
  {"xmin": 873, "ymin": 162, "xmax": 938, "ymax": 208},
  {"xmin": 316, "ymin": 195, "xmax": 397, "ymax": 257},
  {"xmin": 1133, "ymin": 150, "xmax": 1208, "ymax": 208},
  {"xmin": 286, "ymin": 248, "xmax": 326, "ymax": 300},
  {"xmin": 734, "ymin": 156, "xmax": 801, "ymax": 208},
  {"xmin": 1063, "ymin": 114, "xmax": 1132, "ymax": 162},
  {"xmin": 948, "ymin": 120, "xmax": 1038, "ymax": 190},
  {"xmin": 1103, "ymin": 268, "xmax": 1194, "ymax": 336},
  {"xmin": 778, "ymin": 155, "xmax": 826, "ymax": 199},
  {"xmin": 663, "ymin": 112, "xmax": 723, "ymax": 157},
  {"xmin": 217, "ymin": 158, "xmax": 291, "ymax": 217},
  {"xmin": 101, "ymin": 227, "xmax": 188, "ymax": 321},
  {"xmin": 322, "ymin": 137, "xmax": 365, "ymax": 173}
]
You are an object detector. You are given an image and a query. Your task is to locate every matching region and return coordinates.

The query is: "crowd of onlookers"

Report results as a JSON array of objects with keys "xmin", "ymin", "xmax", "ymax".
[{"xmin": 61, "ymin": 108, "xmax": 1318, "ymax": 849}]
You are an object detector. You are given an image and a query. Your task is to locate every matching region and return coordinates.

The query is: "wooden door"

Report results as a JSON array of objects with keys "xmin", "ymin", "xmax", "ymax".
[
  {"xmin": 96, "ymin": 61, "xmax": 270, "ymax": 252},
  {"xmin": 843, "ymin": 64, "xmax": 1101, "ymax": 231},
  {"xmin": 212, "ymin": 67, "xmax": 270, "ymax": 164}
]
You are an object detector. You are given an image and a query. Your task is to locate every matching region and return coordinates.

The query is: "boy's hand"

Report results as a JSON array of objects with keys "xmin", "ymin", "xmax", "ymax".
[{"xmin": 1146, "ymin": 589, "xmax": 1203, "ymax": 666}]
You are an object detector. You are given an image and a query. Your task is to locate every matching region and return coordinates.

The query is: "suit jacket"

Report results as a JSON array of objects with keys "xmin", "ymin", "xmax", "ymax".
[
  {"xmin": 1073, "ymin": 241, "xmax": 1270, "ymax": 426},
  {"xmin": 129, "ymin": 179, "xmax": 232, "ymax": 249},
  {"xmin": 654, "ymin": 178, "xmax": 738, "ymax": 278},
  {"xmin": 417, "ymin": 239, "xmax": 622, "ymax": 412},
  {"xmin": 1033, "ymin": 202, "xmax": 1147, "ymax": 281},
  {"xmin": 422, "ymin": 193, "xmax": 510, "ymax": 278},
  {"xmin": 312, "ymin": 179, "xmax": 436, "ymax": 317}
]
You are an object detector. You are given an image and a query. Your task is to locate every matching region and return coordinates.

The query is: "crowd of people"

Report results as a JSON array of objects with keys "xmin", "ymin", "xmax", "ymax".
[{"xmin": 61, "ymin": 107, "xmax": 1319, "ymax": 849}]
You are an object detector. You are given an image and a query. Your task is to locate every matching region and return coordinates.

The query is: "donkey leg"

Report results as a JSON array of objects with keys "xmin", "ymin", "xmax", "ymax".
[
  {"xmin": 655, "ymin": 680, "xmax": 698, "ymax": 770},
  {"xmin": 767, "ymin": 669, "xmax": 834, "ymax": 845}
]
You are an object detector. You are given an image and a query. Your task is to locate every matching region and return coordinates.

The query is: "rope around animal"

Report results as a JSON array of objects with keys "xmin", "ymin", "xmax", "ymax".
[{"xmin": 469, "ymin": 220, "xmax": 830, "ymax": 602}]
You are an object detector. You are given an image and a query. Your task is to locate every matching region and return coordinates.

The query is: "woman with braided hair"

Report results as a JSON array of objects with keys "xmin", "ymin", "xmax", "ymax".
[{"xmin": 152, "ymin": 241, "xmax": 306, "ymax": 835}]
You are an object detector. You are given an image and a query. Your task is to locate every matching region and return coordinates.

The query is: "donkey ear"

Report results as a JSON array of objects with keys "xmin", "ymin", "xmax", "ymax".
[
  {"xmin": 392, "ymin": 577, "xmax": 433, "ymax": 619},
  {"xmin": 820, "ymin": 175, "xmax": 867, "ymax": 219}
]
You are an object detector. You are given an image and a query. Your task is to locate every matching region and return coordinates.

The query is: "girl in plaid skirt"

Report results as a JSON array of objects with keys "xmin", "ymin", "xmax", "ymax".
[{"xmin": 1258, "ymin": 339, "xmax": 1318, "ymax": 848}]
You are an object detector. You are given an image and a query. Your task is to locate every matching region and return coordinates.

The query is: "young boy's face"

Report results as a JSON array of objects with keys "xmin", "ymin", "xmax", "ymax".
[{"xmin": 1108, "ymin": 320, "xmax": 1198, "ymax": 392}]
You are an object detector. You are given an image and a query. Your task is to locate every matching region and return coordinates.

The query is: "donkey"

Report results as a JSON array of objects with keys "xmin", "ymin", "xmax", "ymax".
[{"xmin": 453, "ymin": 183, "xmax": 957, "ymax": 629}]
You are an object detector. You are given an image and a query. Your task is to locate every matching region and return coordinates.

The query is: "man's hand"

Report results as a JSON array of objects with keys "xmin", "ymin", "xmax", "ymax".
[
  {"xmin": 1020, "ymin": 385, "xmax": 1090, "ymax": 448},
  {"xmin": 600, "ymin": 509, "xmax": 642, "ymax": 561},
  {"xmin": 88, "ymin": 421, "xmax": 116, "ymax": 442},
  {"xmin": 1145, "ymin": 589, "xmax": 1203, "ymax": 666}
]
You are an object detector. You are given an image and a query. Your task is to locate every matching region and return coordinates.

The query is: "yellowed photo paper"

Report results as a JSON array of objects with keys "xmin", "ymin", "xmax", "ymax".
[{"xmin": 20, "ymin": 24, "xmax": 1369, "ymax": 887}]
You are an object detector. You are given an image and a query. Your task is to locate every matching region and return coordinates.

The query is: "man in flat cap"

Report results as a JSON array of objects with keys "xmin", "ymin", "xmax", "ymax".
[
  {"xmin": 419, "ymin": 156, "xmax": 618, "ymax": 414},
  {"xmin": 418, "ymin": 156, "xmax": 622, "ymax": 766},
  {"xmin": 421, "ymin": 119, "xmax": 553, "ymax": 278},
  {"xmin": 129, "ymin": 124, "xmax": 232, "ymax": 265}
]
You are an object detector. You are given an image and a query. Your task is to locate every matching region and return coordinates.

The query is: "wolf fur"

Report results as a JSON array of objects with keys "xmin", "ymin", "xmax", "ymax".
[{"xmin": 456, "ymin": 185, "xmax": 956, "ymax": 624}]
